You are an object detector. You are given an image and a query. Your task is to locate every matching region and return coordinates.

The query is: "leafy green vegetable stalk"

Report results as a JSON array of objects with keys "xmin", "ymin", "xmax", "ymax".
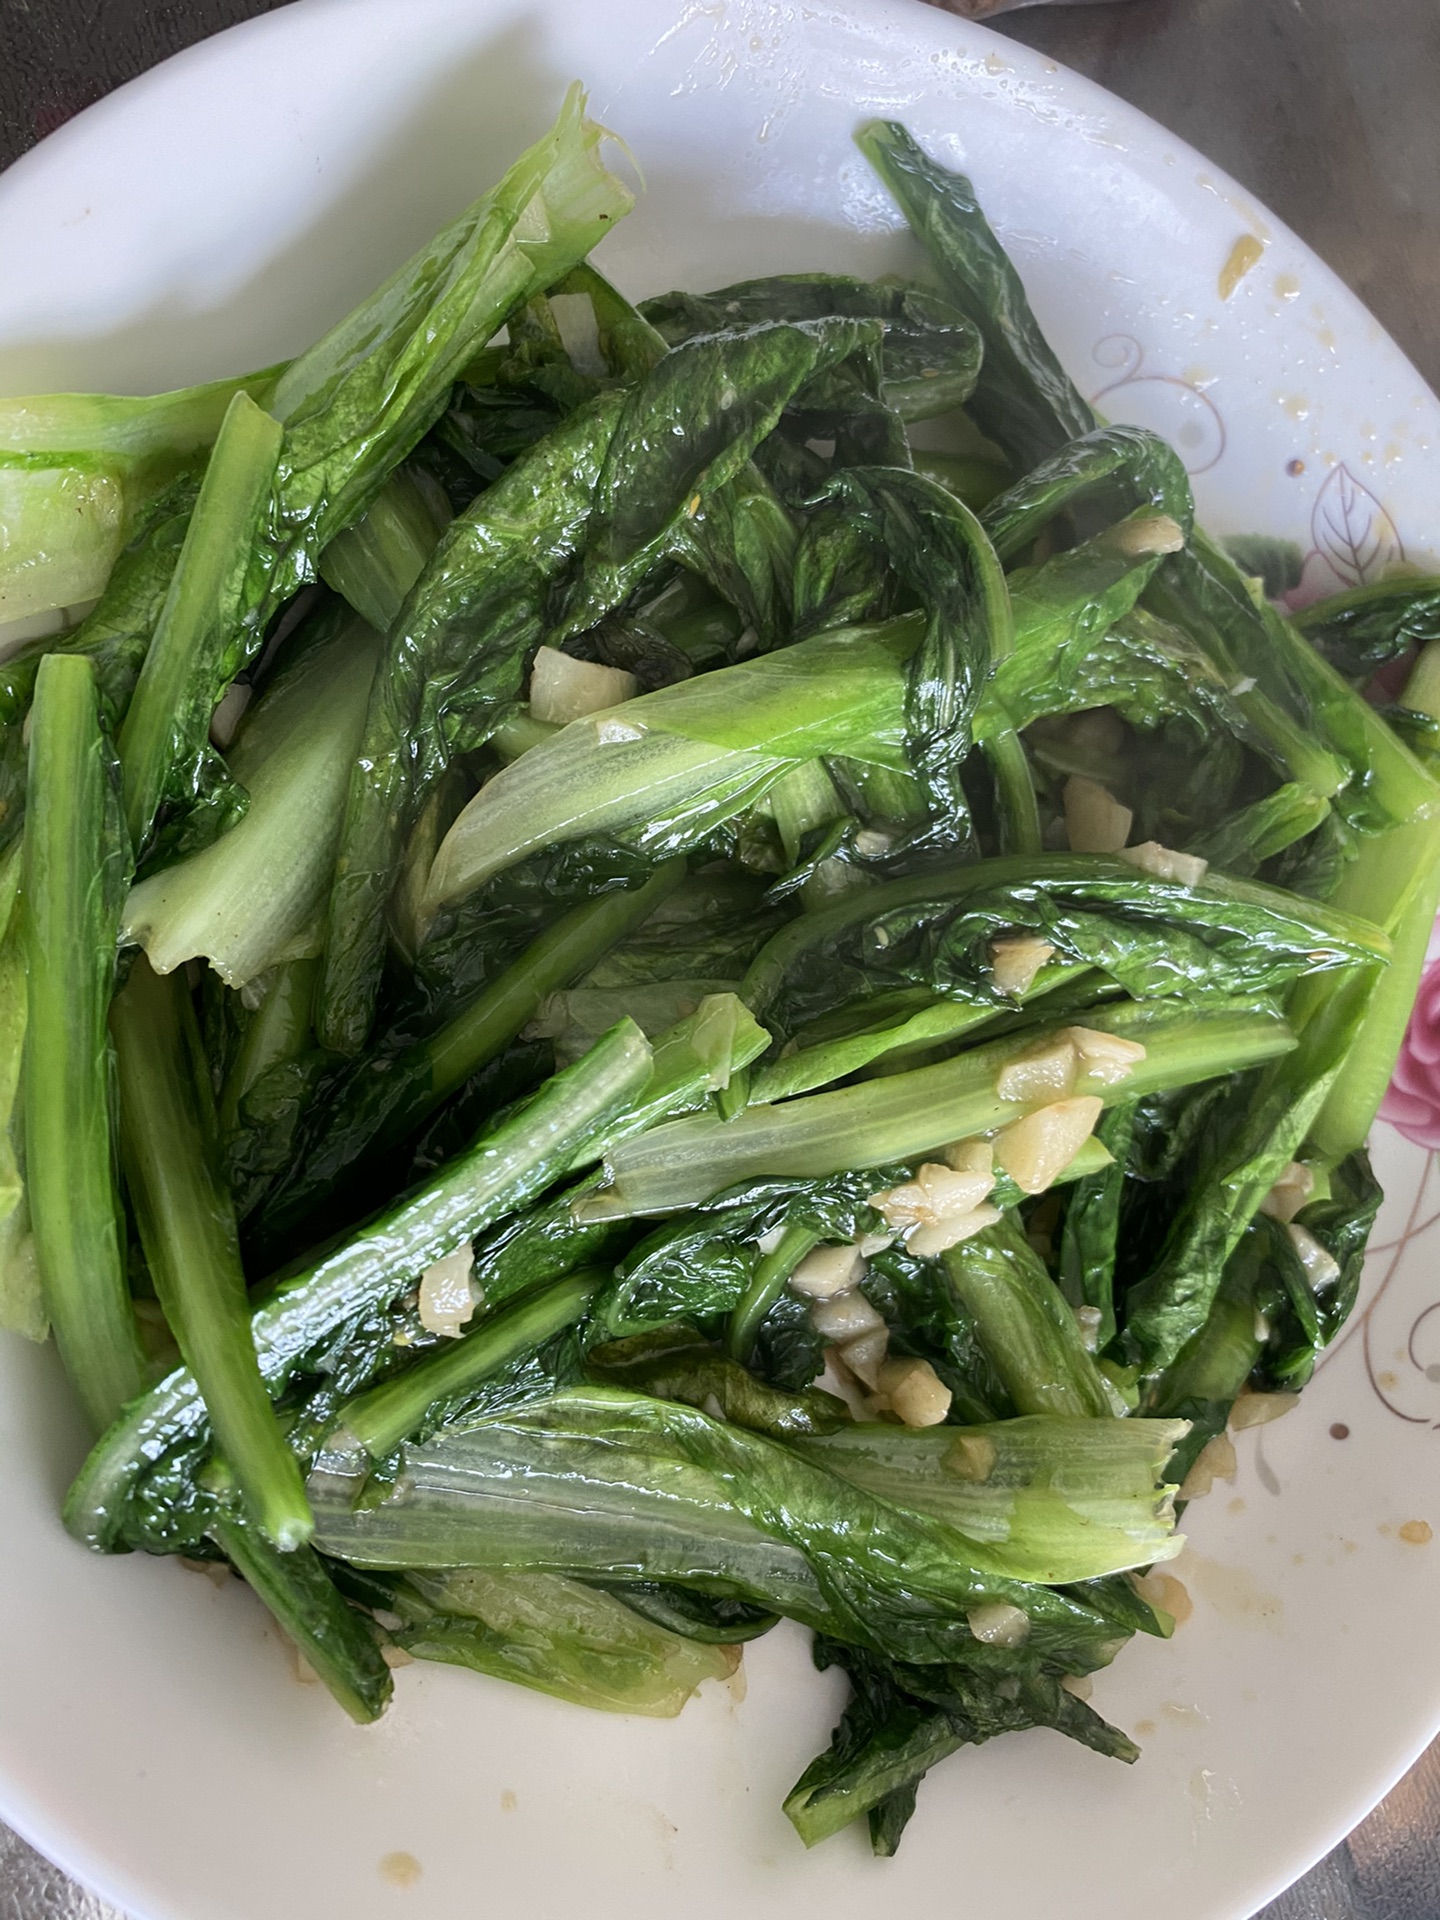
[
  {"xmin": 1127, "ymin": 964, "xmax": 1380, "ymax": 1378},
  {"xmin": 20, "ymin": 654, "xmax": 144, "ymax": 1429},
  {"xmin": 795, "ymin": 1414, "xmax": 1185, "ymax": 1584},
  {"xmin": 255, "ymin": 861, "xmax": 686, "ymax": 1245},
  {"xmin": 318, "ymin": 389, "xmax": 628, "ymax": 1053},
  {"xmin": 0, "ymin": 364, "xmax": 282, "ymax": 627},
  {"xmin": 943, "ymin": 1217, "xmax": 1115, "ymax": 1418},
  {"xmin": 0, "ymin": 843, "xmax": 36, "ymax": 1341},
  {"xmin": 331, "ymin": 1267, "xmax": 606, "ymax": 1464},
  {"xmin": 112, "ymin": 956, "xmax": 312, "ymax": 1549},
  {"xmin": 209, "ymin": 1511, "xmax": 391, "ymax": 1723},
  {"xmin": 66, "ymin": 1018, "xmax": 655, "ymax": 1552},
  {"xmin": 307, "ymin": 1386, "xmax": 1159, "ymax": 1663},
  {"xmin": 726, "ymin": 1221, "xmax": 823, "ymax": 1362},
  {"xmin": 117, "ymin": 389, "xmax": 283, "ymax": 853},
  {"xmin": 1308, "ymin": 640, "xmax": 1440, "ymax": 1155},
  {"xmin": 316, "ymin": 466, "xmax": 447, "ymax": 631},
  {"xmin": 421, "ymin": 618, "xmax": 919, "ymax": 915},
  {"xmin": 598, "ymin": 999, "xmax": 1296, "ymax": 1217}
]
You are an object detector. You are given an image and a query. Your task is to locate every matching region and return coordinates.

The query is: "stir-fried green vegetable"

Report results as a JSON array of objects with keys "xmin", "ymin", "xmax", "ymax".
[{"xmin": 5, "ymin": 95, "xmax": 1431, "ymax": 1860}]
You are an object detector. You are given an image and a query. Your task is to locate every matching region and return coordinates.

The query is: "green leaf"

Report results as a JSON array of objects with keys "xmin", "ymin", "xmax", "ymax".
[
  {"xmin": 1293, "ymin": 571, "xmax": 1440, "ymax": 680},
  {"xmin": 557, "ymin": 315, "xmax": 883, "ymax": 633},
  {"xmin": 318, "ymin": 389, "xmax": 628, "ymax": 1053},
  {"xmin": 640, "ymin": 273, "xmax": 982, "ymax": 421},
  {"xmin": 375, "ymin": 1565, "xmax": 733, "ymax": 1716},
  {"xmin": 308, "ymin": 1384, "xmax": 1145, "ymax": 1668},
  {"xmin": 983, "ymin": 426, "xmax": 1192, "ymax": 566},
  {"xmin": 855, "ymin": 121, "xmax": 1096, "ymax": 469}
]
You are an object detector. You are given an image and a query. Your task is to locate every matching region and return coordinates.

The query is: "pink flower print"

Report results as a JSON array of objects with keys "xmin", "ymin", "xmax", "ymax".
[{"xmin": 1380, "ymin": 957, "xmax": 1440, "ymax": 1149}]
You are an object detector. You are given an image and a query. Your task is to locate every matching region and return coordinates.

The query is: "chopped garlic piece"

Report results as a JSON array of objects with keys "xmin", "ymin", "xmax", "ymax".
[
  {"xmin": 1099, "ymin": 509, "xmax": 1186, "ymax": 558},
  {"xmin": 1060, "ymin": 1673, "xmax": 1094, "ymax": 1701},
  {"xmin": 856, "ymin": 1230, "xmax": 895, "ymax": 1257},
  {"xmin": 790, "ymin": 1243, "xmax": 866, "ymax": 1301},
  {"xmin": 1065, "ymin": 1024, "xmax": 1147, "ymax": 1086},
  {"xmin": 877, "ymin": 1356, "xmax": 952, "ymax": 1427},
  {"xmin": 1287, "ymin": 1222, "xmax": 1341, "ymax": 1291},
  {"xmin": 944, "ymin": 1432, "xmax": 998, "ymax": 1483},
  {"xmin": 1073, "ymin": 1303, "xmax": 1103, "ymax": 1352},
  {"xmin": 989, "ymin": 935, "xmax": 1056, "ymax": 998},
  {"xmin": 809, "ymin": 1290, "xmax": 884, "ymax": 1342},
  {"xmin": 528, "ymin": 646, "xmax": 639, "ymax": 725},
  {"xmin": 995, "ymin": 1034, "xmax": 1079, "ymax": 1105},
  {"xmin": 1259, "ymin": 1161, "xmax": 1315, "ymax": 1224},
  {"xmin": 967, "ymin": 1602, "xmax": 1031, "ymax": 1647},
  {"xmin": 418, "ymin": 1245, "xmax": 478, "ymax": 1338},
  {"xmin": 837, "ymin": 1325, "xmax": 889, "ymax": 1388},
  {"xmin": 1229, "ymin": 1389, "xmax": 1302, "ymax": 1430},
  {"xmin": 917, "ymin": 1162, "xmax": 995, "ymax": 1217},
  {"xmin": 854, "ymin": 828, "xmax": 894, "ymax": 858},
  {"xmin": 1118, "ymin": 841, "xmax": 1209, "ymax": 887},
  {"xmin": 755, "ymin": 1225, "xmax": 787, "ymax": 1257},
  {"xmin": 869, "ymin": 1163, "xmax": 993, "ymax": 1232},
  {"xmin": 1178, "ymin": 1431, "xmax": 1238, "ymax": 1500},
  {"xmin": 906, "ymin": 1204, "xmax": 1003, "ymax": 1257},
  {"xmin": 1064, "ymin": 774, "xmax": 1133, "ymax": 855},
  {"xmin": 995, "ymin": 1096, "xmax": 1104, "ymax": 1194},
  {"xmin": 943, "ymin": 1138, "xmax": 994, "ymax": 1178}
]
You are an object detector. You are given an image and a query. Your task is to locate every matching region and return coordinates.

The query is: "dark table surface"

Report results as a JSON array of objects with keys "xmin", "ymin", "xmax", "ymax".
[{"xmin": 2, "ymin": 1, "xmax": 1438, "ymax": 1916}]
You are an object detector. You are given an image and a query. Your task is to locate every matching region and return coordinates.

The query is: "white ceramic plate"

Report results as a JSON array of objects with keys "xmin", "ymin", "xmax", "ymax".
[{"xmin": 2, "ymin": 3, "xmax": 1439, "ymax": 1917}]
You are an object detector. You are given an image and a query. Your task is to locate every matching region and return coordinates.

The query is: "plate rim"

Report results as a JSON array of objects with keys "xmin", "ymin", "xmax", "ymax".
[{"xmin": 0, "ymin": 2, "xmax": 1437, "ymax": 1916}]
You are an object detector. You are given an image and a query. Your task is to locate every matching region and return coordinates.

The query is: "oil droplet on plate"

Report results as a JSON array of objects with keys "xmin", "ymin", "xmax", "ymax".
[
  {"xmin": 1274, "ymin": 273, "xmax": 1300, "ymax": 301},
  {"xmin": 1218, "ymin": 234, "xmax": 1265, "ymax": 300},
  {"xmin": 1163, "ymin": 1701, "xmax": 1208, "ymax": 1729},
  {"xmin": 1189, "ymin": 1557, "xmax": 1284, "ymax": 1632},
  {"xmin": 501, "ymin": 1789, "xmax": 518, "ymax": 1812},
  {"xmin": 379, "ymin": 1852, "xmax": 422, "ymax": 1888},
  {"xmin": 1400, "ymin": 1520, "xmax": 1434, "ymax": 1546}
]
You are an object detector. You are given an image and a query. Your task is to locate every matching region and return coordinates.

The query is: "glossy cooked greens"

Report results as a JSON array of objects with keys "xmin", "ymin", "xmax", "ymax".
[{"xmin": 5, "ymin": 95, "xmax": 1432, "ymax": 1855}]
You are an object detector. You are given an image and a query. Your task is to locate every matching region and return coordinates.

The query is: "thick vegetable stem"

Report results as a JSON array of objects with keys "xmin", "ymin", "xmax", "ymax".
[
  {"xmin": 117, "ymin": 389, "xmax": 283, "ymax": 852},
  {"xmin": 112, "ymin": 956, "xmax": 313, "ymax": 1549},
  {"xmin": 21, "ymin": 654, "xmax": 144, "ymax": 1429}
]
